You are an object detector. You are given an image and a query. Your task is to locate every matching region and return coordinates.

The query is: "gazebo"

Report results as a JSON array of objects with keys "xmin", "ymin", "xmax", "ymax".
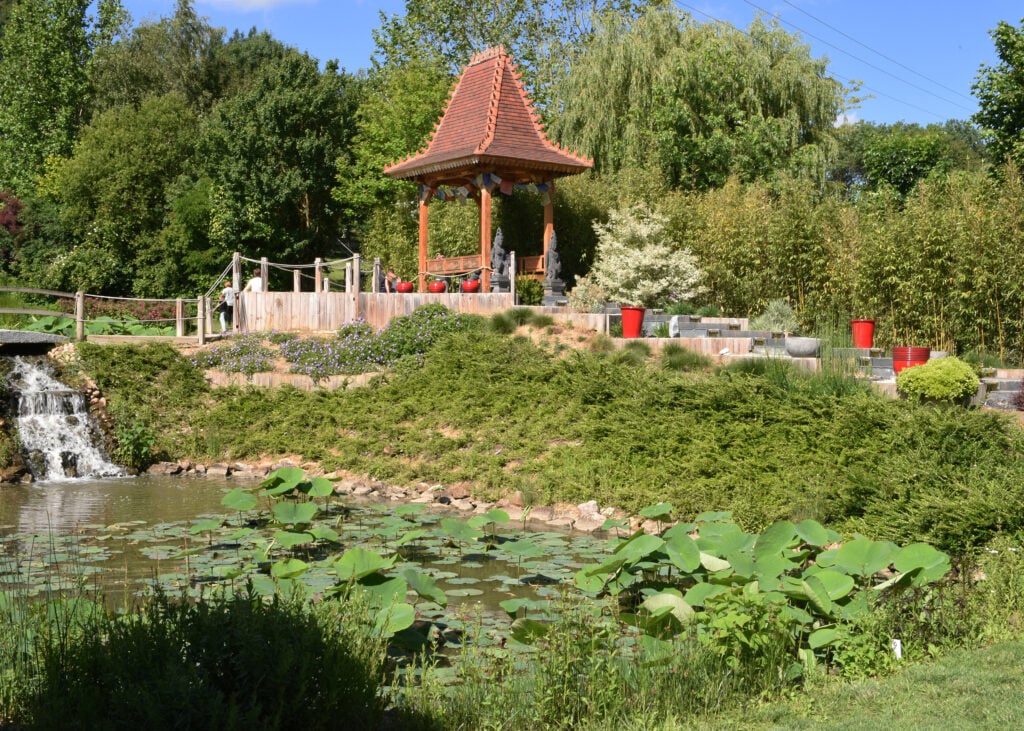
[{"xmin": 384, "ymin": 45, "xmax": 593, "ymax": 292}]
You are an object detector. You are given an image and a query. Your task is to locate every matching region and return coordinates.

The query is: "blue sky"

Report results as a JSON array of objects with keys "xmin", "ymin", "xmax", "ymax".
[{"xmin": 120, "ymin": 0, "xmax": 1021, "ymax": 126}]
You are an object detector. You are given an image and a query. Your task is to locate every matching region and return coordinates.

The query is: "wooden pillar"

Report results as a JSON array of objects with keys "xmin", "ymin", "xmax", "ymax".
[
  {"xmin": 510, "ymin": 252, "xmax": 517, "ymax": 301},
  {"xmin": 293, "ymin": 269, "xmax": 301, "ymax": 293},
  {"xmin": 480, "ymin": 186, "xmax": 492, "ymax": 292},
  {"xmin": 542, "ymin": 180, "xmax": 555, "ymax": 274},
  {"xmin": 175, "ymin": 298, "xmax": 184, "ymax": 337},
  {"xmin": 418, "ymin": 195, "xmax": 429, "ymax": 293},
  {"xmin": 75, "ymin": 291, "xmax": 85, "ymax": 342},
  {"xmin": 204, "ymin": 296, "xmax": 214, "ymax": 335},
  {"xmin": 315, "ymin": 258, "xmax": 323, "ymax": 292},
  {"xmin": 197, "ymin": 296, "xmax": 206, "ymax": 346},
  {"xmin": 353, "ymin": 253, "xmax": 362, "ymax": 321},
  {"xmin": 372, "ymin": 258, "xmax": 382, "ymax": 293},
  {"xmin": 232, "ymin": 252, "xmax": 241, "ymax": 292},
  {"xmin": 260, "ymin": 257, "xmax": 268, "ymax": 290},
  {"xmin": 345, "ymin": 262, "xmax": 353, "ymax": 292}
]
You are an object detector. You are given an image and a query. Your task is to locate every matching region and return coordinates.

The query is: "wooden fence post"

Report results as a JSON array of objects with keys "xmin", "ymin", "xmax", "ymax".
[
  {"xmin": 260, "ymin": 257, "xmax": 268, "ymax": 290},
  {"xmin": 510, "ymin": 252, "xmax": 517, "ymax": 302},
  {"xmin": 293, "ymin": 269, "xmax": 301, "ymax": 292},
  {"xmin": 345, "ymin": 262, "xmax": 353, "ymax": 293},
  {"xmin": 205, "ymin": 297, "xmax": 214, "ymax": 335},
  {"xmin": 197, "ymin": 296, "xmax": 206, "ymax": 345},
  {"xmin": 372, "ymin": 257, "xmax": 381, "ymax": 293},
  {"xmin": 175, "ymin": 298, "xmax": 184, "ymax": 337},
  {"xmin": 315, "ymin": 258, "xmax": 323, "ymax": 292},
  {"xmin": 353, "ymin": 254, "xmax": 361, "ymax": 292},
  {"xmin": 232, "ymin": 252, "xmax": 241, "ymax": 292},
  {"xmin": 75, "ymin": 291, "xmax": 85, "ymax": 342}
]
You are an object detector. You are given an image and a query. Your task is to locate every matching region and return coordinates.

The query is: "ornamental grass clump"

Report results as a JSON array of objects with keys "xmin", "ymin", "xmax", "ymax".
[
  {"xmin": 896, "ymin": 356, "xmax": 980, "ymax": 404},
  {"xmin": 589, "ymin": 204, "xmax": 703, "ymax": 308}
]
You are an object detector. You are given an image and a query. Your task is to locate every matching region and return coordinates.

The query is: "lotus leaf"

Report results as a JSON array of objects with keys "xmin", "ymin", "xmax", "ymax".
[
  {"xmin": 304, "ymin": 477, "xmax": 334, "ymax": 498},
  {"xmin": 894, "ymin": 543, "xmax": 950, "ymax": 585},
  {"xmin": 502, "ymin": 539, "xmax": 545, "ymax": 560},
  {"xmin": 754, "ymin": 520, "xmax": 797, "ymax": 560},
  {"xmin": 664, "ymin": 532, "xmax": 700, "ymax": 572},
  {"xmin": 510, "ymin": 617, "xmax": 550, "ymax": 645},
  {"xmin": 639, "ymin": 502, "xmax": 673, "ymax": 521},
  {"xmin": 574, "ymin": 567, "xmax": 607, "ymax": 593},
  {"xmin": 808, "ymin": 627, "xmax": 840, "ymax": 649},
  {"xmin": 834, "ymin": 539, "xmax": 893, "ymax": 578},
  {"xmin": 394, "ymin": 504, "xmax": 426, "ymax": 516},
  {"xmin": 811, "ymin": 569, "xmax": 855, "ymax": 601},
  {"xmin": 272, "ymin": 501, "xmax": 318, "ymax": 526},
  {"xmin": 263, "ymin": 466, "xmax": 304, "ymax": 491},
  {"xmin": 683, "ymin": 582, "xmax": 728, "ymax": 607},
  {"xmin": 641, "ymin": 591, "xmax": 695, "ymax": 624},
  {"xmin": 395, "ymin": 529, "xmax": 429, "ymax": 547},
  {"xmin": 334, "ymin": 548, "xmax": 396, "ymax": 580},
  {"xmin": 359, "ymin": 574, "xmax": 408, "ymax": 606},
  {"xmin": 374, "ymin": 602, "xmax": 416, "ymax": 636},
  {"xmin": 795, "ymin": 519, "xmax": 835, "ymax": 547},
  {"xmin": 725, "ymin": 550, "xmax": 755, "ymax": 579},
  {"xmin": 274, "ymin": 530, "xmax": 314, "ymax": 549},
  {"xmin": 440, "ymin": 518, "xmax": 483, "ymax": 544},
  {"xmin": 699, "ymin": 552, "xmax": 731, "ymax": 573},
  {"xmin": 221, "ymin": 489, "xmax": 258, "ymax": 512},
  {"xmin": 401, "ymin": 569, "xmax": 447, "ymax": 607},
  {"xmin": 613, "ymin": 532, "xmax": 665, "ymax": 563},
  {"xmin": 695, "ymin": 510, "xmax": 732, "ymax": 524},
  {"xmin": 752, "ymin": 554, "xmax": 796, "ymax": 585},
  {"xmin": 270, "ymin": 558, "xmax": 309, "ymax": 579},
  {"xmin": 801, "ymin": 575, "xmax": 834, "ymax": 616},
  {"xmin": 189, "ymin": 519, "xmax": 221, "ymax": 535},
  {"xmin": 308, "ymin": 526, "xmax": 340, "ymax": 543}
]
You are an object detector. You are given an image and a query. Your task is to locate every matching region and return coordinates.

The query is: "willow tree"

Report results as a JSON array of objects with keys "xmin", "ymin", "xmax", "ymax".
[{"xmin": 548, "ymin": 5, "xmax": 843, "ymax": 189}]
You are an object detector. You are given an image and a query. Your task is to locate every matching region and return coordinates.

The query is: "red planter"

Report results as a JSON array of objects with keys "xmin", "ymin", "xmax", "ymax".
[
  {"xmin": 620, "ymin": 305, "xmax": 646, "ymax": 339},
  {"xmin": 395, "ymin": 281, "xmax": 413, "ymax": 293},
  {"xmin": 428, "ymin": 281, "xmax": 447, "ymax": 293},
  {"xmin": 461, "ymin": 279, "xmax": 480, "ymax": 293},
  {"xmin": 851, "ymin": 319, "xmax": 875, "ymax": 349},
  {"xmin": 892, "ymin": 346, "xmax": 930, "ymax": 374}
]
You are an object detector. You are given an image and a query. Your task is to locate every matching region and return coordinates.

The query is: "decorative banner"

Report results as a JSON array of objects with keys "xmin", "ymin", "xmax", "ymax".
[{"xmin": 499, "ymin": 180, "xmax": 514, "ymax": 195}]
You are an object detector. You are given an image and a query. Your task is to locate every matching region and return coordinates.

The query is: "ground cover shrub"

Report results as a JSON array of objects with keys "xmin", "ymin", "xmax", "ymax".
[
  {"xmin": 19, "ymin": 593, "xmax": 387, "ymax": 730},
  {"xmin": 192, "ymin": 335, "xmax": 276, "ymax": 377},
  {"xmin": 896, "ymin": 356, "xmax": 980, "ymax": 404},
  {"xmin": 660, "ymin": 342, "xmax": 712, "ymax": 371}
]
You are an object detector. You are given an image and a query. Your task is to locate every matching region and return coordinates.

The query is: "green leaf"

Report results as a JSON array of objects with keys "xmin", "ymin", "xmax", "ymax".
[
  {"xmin": 334, "ymin": 548, "xmax": 396, "ymax": 581},
  {"xmin": 274, "ymin": 530, "xmax": 314, "ymax": 549},
  {"xmin": 834, "ymin": 539, "xmax": 893, "ymax": 578},
  {"xmin": 894, "ymin": 543, "xmax": 950, "ymax": 585},
  {"xmin": 699, "ymin": 552, "xmax": 731, "ymax": 573},
  {"xmin": 374, "ymin": 603, "xmax": 415, "ymax": 636},
  {"xmin": 395, "ymin": 529, "xmax": 429, "ymax": 547},
  {"xmin": 811, "ymin": 569, "xmax": 855, "ymax": 601},
  {"xmin": 306, "ymin": 477, "xmax": 334, "ymax": 498},
  {"xmin": 510, "ymin": 618, "xmax": 550, "ymax": 645},
  {"xmin": 401, "ymin": 569, "xmax": 447, "ymax": 608},
  {"xmin": 189, "ymin": 519, "xmax": 221, "ymax": 534},
  {"xmin": 808, "ymin": 627, "xmax": 839, "ymax": 649},
  {"xmin": 574, "ymin": 567, "xmax": 607, "ymax": 593},
  {"xmin": 754, "ymin": 520, "xmax": 797, "ymax": 560},
  {"xmin": 221, "ymin": 488, "xmax": 258, "ymax": 512},
  {"xmin": 270, "ymin": 558, "xmax": 308, "ymax": 579},
  {"xmin": 801, "ymin": 575, "xmax": 834, "ymax": 617},
  {"xmin": 263, "ymin": 466, "xmax": 305, "ymax": 491},
  {"xmin": 640, "ymin": 591, "xmax": 694, "ymax": 624},
  {"xmin": 613, "ymin": 532, "xmax": 665, "ymax": 563},
  {"xmin": 308, "ymin": 525, "xmax": 340, "ymax": 543},
  {"xmin": 440, "ymin": 518, "xmax": 483, "ymax": 544},
  {"xmin": 664, "ymin": 531, "xmax": 701, "ymax": 572},
  {"xmin": 359, "ymin": 574, "xmax": 408, "ymax": 606},
  {"xmin": 684, "ymin": 582, "xmax": 728, "ymax": 607},
  {"xmin": 794, "ymin": 519, "xmax": 830, "ymax": 547},
  {"xmin": 503, "ymin": 539, "xmax": 545, "ymax": 559},
  {"xmin": 639, "ymin": 502, "xmax": 673, "ymax": 521},
  {"xmin": 272, "ymin": 501, "xmax": 318, "ymax": 526}
]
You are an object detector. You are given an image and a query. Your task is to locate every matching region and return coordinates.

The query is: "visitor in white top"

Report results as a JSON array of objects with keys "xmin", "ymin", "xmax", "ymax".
[
  {"xmin": 217, "ymin": 281, "xmax": 236, "ymax": 333},
  {"xmin": 243, "ymin": 268, "xmax": 264, "ymax": 294}
]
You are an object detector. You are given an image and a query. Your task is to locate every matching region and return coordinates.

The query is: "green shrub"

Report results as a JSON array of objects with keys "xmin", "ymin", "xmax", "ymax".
[
  {"xmin": 661, "ymin": 343, "xmax": 712, "ymax": 371},
  {"xmin": 652, "ymin": 321, "xmax": 670, "ymax": 337},
  {"xmin": 749, "ymin": 298, "xmax": 800, "ymax": 334},
  {"xmin": 488, "ymin": 312, "xmax": 516, "ymax": 334},
  {"xmin": 26, "ymin": 594, "xmax": 386, "ymax": 731},
  {"xmin": 113, "ymin": 418, "xmax": 156, "ymax": 470},
  {"xmin": 896, "ymin": 356, "xmax": 980, "ymax": 403},
  {"xmin": 516, "ymin": 275, "xmax": 544, "ymax": 306}
]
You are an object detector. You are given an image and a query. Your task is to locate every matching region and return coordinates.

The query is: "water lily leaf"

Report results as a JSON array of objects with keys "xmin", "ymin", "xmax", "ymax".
[
  {"xmin": 374, "ymin": 602, "xmax": 415, "ymax": 636},
  {"xmin": 613, "ymin": 532, "xmax": 665, "ymax": 564},
  {"xmin": 272, "ymin": 501, "xmax": 318, "ymax": 527},
  {"xmin": 664, "ymin": 532, "xmax": 700, "ymax": 572},
  {"xmin": 484, "ymin": 508, "xmax": 510, "ymax": 524},
  {"xmin": 794, "ymin": 519, "xmax": 830, "ymax": 547},
  {"xmin": 510, "ymin": 617, "xmax": 549, "ymax": 645},
  {"xmin": 274, "ymin": 530, "xmax": 314, "ymax": 549},
  {"xmin": 834, "ymin": 539, "xmax": 893, "ymax": 578},
  {"xmin": 574, "ymin": 567, "xmax": 607, "ymax": 593},
  {"xmin": 695, "ymin": 510, "xmax": 732, "ymax": 524},
  {"xmin": 394, "ymin": 504, "xmax": 426, "ymax": 517},
  {"xmin": 221, "ymin": 489, "xmax": 258, "ymax": 512},
  {"xmin": 334, "ymin": 548, "xmax": 396, "ymax": 581},
  {"xmin": 601, "ymin": 517, "xmax": 630, "ymax": 531},
  {"xmin": 359, "ymin": 574, "xmax": 408, "ymax": 606},
  {"xmin": 754, "ymin": 521, "xmax": 797, "ymax": 560},
  {"xmin": 808, "ymin": 627, "xmax": 840, "ymax": 649},
  {"xmin": 270, "ymin": 558, "xmax": 308, "ymax": 579},
  {"xmin": 446, "ymin": 588, "xmax": 484, "ymax": 597},
  {"xmin": 305, "ymin": 477, "xmax": 334, "ymax": 498},
  {"xmin": 894, "ymin": 543, "xmax": 950, "ymax": 586},
  {"xmin": 401, "ymin": 569, "xmax": 447, "ymax": 608},
  {"xmin": 639, "ymin": 502, "xmax": 673, "ymax": 521},
  {"xmin": 503, "ymin": 539, "xmax": 545, "ymax": 560}
]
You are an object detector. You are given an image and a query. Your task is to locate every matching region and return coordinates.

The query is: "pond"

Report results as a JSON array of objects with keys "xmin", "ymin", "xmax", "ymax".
[{"xmin": 0, "ymin": 475, "xmax": 612, "ymax": 618}]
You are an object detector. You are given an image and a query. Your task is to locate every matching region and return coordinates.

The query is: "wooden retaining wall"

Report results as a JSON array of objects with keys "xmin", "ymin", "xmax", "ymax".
[{"xmin": 237, "ymin": 291, "xmax": 518, "ymax": 333}]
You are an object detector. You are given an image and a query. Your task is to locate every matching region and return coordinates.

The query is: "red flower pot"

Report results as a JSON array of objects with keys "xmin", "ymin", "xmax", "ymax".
[
  {"xmin": 620, "ymin": 305, "xmax": 646, "ymax": 339},
  {"xmin": 428, "ymin": 281, "xmax": 447, "ymax": 293},
  {"xmin": 851, "ymin": 319, "xmax": 875, "ymax": 349},
  {"xmin": 892, "ymin": 346, "xmax": 930, "ymax": 374},
  {"xmin": 461, "ymin": 279, "xmax": 480, "ymax": 293},
  {"xmin": 396, "ymin": 281, "xmax": 413, "ymax": 293}
]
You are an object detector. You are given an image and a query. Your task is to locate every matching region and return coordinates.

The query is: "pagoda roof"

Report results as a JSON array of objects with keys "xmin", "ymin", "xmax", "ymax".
[{"xmin": 384, "ymin": 46, "xmax": 592, "ymax": 187}]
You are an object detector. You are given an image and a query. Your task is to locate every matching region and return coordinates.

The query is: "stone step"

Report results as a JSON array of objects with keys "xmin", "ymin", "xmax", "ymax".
[{"xmin": 982, "ymin": 377, "xmax": 1022, "ymax": 392}]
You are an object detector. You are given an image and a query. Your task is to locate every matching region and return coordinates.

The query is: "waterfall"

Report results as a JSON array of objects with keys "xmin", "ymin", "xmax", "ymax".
[{"xmin": 7, "ymin": 356, "xmax": 124, "ymax": 481}]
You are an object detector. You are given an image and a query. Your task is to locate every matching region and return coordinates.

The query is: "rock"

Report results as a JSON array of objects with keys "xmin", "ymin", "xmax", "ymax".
[
  {"xmin": 473, "ymin": 502, "xmax": 495, "ymax": 514},
  {"xmin": 502, "ymin": 506, "xmax": 524, "ymax": 522},
  {"xmin": 574, "ymin": 516, "xmax": 606, "ymax": 533},
  {"xmin": 577, "ymin": 500, "xmax": 600, "ymax": 518},
  {"xmin": 411, "ymin": 491, "xmax": 434, "ymax": 504},
  {"xmin": 148, "ymin": 461, "xmax": 183, "ymax": 476},
  {"xmin": 529, "ymin": 506, "xmax": 554, "ymax": 522},
  {"xmin": 640, "ymin": 519, "xmax": 662, "ymax": 535},
  {"xmin": 446, "ymin": 484, "xmax": 471, "ymax": 500},
  {"xmin": 508, "ymin": 490, "xmax": 525, "ymax": 507},
  {"xmin": 352, "ymin": 484, "xmax": 375, "ymax": 496},
  {"xmin": 206, "ymin": 463, "xmax": 231, "ymax": 477},
  {"xmin": 193, "ymin": 464, "xmax": 207, "ymax": 475},
  {"xmin": 548, "ymin": 517, "xmax": 575, "ymax": 529},
  {"xmin": 230, "ymin": 464, "xmax": 266, "ymax": 479},
  {"xmin": 451, "ymin": 498, "xmax": 475, "ymax": 511}
]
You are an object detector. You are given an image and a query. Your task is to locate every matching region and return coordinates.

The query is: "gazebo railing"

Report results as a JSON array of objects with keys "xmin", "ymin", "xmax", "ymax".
[{"xmin": 424, "ymin": 254, "xmax": 485, "ymax": 277}]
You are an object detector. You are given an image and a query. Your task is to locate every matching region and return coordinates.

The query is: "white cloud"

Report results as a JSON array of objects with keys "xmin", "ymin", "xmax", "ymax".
[{"xmin": 834, "ymin": 112, "xmax": 859, "ymax": 128}]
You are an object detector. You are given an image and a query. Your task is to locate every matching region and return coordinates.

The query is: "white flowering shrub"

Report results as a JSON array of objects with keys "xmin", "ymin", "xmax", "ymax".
[
  {"xmin": 567, "ymin": 274, "xmax": 608, "ymax": 313},
  {"xmin": 589, "ymin": 205, "xmax": 703, "ymax": 309}
]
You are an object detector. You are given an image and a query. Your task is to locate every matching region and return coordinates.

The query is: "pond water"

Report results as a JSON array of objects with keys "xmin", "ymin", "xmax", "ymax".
[{"xmin": 0, "ymin": 476, "xmax": 610, "ymax": 617}]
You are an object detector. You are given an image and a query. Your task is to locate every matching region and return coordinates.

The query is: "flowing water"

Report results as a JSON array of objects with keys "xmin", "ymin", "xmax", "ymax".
[{"xmin": 7, "ymin": 356, "xmax": 124, "ymax": 481}]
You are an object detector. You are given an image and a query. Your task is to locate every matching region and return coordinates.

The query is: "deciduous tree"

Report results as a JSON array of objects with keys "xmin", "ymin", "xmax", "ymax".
[{"xmin": 973, "ymin": 17, "xmax": 1024, "ymax": 166}]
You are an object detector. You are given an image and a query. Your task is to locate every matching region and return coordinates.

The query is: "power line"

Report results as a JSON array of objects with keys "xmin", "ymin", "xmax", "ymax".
[
  {"xmin": 739, "ymin": 0, "xmax": 975, "ymax": 114},
  {"xmin": 673, "ymin": 1, "xmax": 951, "ymax": 120},
  {"xmin": 780, "ymin": 0, "xmax": 974, "ymax": 103}
]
